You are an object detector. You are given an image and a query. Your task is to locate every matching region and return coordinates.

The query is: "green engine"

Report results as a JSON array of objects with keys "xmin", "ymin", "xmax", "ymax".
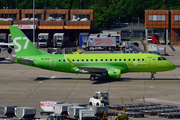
[{"xmin": 107, "ymin": 69, "xmax": 121, "ymax": 78}]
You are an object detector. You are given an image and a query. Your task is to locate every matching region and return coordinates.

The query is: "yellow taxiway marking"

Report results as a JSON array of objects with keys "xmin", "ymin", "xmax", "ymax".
[{"xmin": 3, "ymin": 84, "xmax": 34, "ymax": 99}]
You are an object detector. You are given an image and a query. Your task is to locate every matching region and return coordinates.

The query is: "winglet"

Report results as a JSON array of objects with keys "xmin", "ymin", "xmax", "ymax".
[{"xmin": 67, "ymin": 58, "xmax": 76, "ymax": 67}]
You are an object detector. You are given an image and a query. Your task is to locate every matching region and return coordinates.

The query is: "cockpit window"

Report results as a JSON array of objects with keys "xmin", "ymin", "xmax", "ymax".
[
  {"xmin": 158, "ymin": 57, "xmax": 166, "ymax": 61},
  {"xmin": 158, "ymin": 57, "xmax": 163, "ymax": 61}
]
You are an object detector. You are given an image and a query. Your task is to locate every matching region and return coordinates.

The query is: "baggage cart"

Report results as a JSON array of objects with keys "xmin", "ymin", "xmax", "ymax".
[
  {"xmin": 15, "ymin": 107, "xmax": 36, "ymax": 119},
  {"xmin": 87, "ymin": 106, "xmax": 108, "ymax": 119},
  {"xmin": 0, "ymin": 105, "xmax": 16, "ymax": 117},
  {"xmin": 68, "ymin": 106, "xmax": 86, "ymax": 119},
  {"xmin": 122, "ymin": 112, "xmax": 144, "ymax": 118},
  {"xmin": 40, "ymin": 101, "xmax": 63, "ymax": 115},
  {"xmin": 54, "ymin": 104, "xmax": 73, "ymax": 117},
  {"xmin": 79, "ymin": 109, "xmax": 96, "ymax": 120}
]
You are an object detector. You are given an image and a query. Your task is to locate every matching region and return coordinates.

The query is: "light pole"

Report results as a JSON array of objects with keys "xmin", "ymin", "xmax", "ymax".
[{"xmin": 33, "ymin": 0, "xmax": 35, "ymax": 46}]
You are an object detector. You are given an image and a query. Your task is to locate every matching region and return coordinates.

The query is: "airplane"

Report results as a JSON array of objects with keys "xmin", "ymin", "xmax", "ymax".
[{"xmin": 5, "ymin": 26, "xmax": 176, "ymax": 81}]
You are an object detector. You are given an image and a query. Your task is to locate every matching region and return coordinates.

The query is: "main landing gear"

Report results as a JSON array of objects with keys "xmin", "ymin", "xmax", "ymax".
[{"xmin": 90, "ymin": 74, "xmax": 96, "ymax": 81}]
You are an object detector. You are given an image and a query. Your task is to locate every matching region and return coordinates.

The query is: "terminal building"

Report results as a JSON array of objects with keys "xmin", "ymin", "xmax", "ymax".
[
  {"xmin": 0, "ymin": 9, "xmax": 94, "ymax": 46},
  {"xmin": 145, "ymin": 10, "xmax": 180, "ymax": 45}
]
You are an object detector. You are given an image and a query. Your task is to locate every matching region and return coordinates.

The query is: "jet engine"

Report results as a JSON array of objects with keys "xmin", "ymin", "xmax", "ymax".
[
  {"xmin": 7, "ymin": 47, "xmax": 13, "ymax": 54},
  {"xmin": 107, "ymin": 69, "xmax": 121, "ymax": 79}
]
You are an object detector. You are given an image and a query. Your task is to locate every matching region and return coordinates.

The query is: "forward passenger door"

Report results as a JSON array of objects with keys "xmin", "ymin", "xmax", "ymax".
[{"xmin": 147, "ymin": 57, "xmax": 152, "ymax": 66}]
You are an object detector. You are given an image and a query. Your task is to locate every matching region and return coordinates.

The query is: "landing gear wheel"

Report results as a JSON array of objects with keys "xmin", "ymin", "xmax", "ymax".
[
  {"xmin": 90, "ymin": 75, "xmax": 95, "ymax": 81},
  {"xmin": 151, "ymin": 74, "xmax": 155, "ymax": 80}
]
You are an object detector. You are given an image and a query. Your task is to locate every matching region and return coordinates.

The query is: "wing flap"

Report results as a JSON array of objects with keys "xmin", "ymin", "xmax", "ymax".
[
  {"xmin": 6, "ymin": 56, "xmax": 34, "ymax": 64},
  {"xmin": 77, "ymin": 66, "xmax": 114, "ymax": 73}
]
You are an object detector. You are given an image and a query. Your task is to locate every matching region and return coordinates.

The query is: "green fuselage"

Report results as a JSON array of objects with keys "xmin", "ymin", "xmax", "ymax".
[{"xmin": 15, "ymin": 53, "xmax": 176, "ymax": 74}]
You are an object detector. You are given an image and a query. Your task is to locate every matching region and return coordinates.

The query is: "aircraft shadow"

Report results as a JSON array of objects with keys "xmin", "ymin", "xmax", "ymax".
[
  {"xmin": 34, "ymin": 76, "xmax": 180, "ymax": 84},
  {"xmin": 34, "ymin": 77, "xmax": 90, "ymax": 81}
]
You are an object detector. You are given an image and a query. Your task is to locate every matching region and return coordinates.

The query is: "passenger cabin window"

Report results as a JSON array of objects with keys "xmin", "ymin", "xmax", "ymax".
[
  {"xmin": 91, "ymin": 59, "xmax": 93, "ymax": 61},
  {"xmin": 138, "ymin": 59, "xmax": 140, "ymax": 61},
  {"xmin": 86, "ymin": 59, "xmax": 88, "ymax": 61},
  {"xmin": 115, "ymin": 59, "xmax": 117, "ymax": 61},
  {"xmin": 119, "ymin": 59, "xmax": 121, "ymax": 61},
  {"xmin": 59, "ymin": 60, "xmax": 61, "ymax": 62},
  {"xmin": 73, "ymin": 59, "xmax": 74, "ymax": 62},
  {"xmin": 63, "ymin": 59, "xmax": 65, "ymax": 62},
  {"xmin": 110, "ymin": 59, "xmax": 112, "ymax": 61},
  {"xmin": 133, "ymin": 59, "xmax": 135, "ymax": 61},
  {"xmin": 82, "ymin": 59, "xmax": 84, "ymax": 61},
  {"xmin": 142, "ymin": 59, "xmax": 144, "ymax": 61},
  {"xmin": 129, "ymin": 59, "xmax": 130, "ymax": 61},
  {"xmin": 106, "ymin": 59, "xmax": 107, "ymax": 61},
  {"xmin": 124, "ymin": 59, "xmax": 126, "ymax": 61},
  {"xmin": 95, "ymin": 59, "xmax": 97, "ymax": 61},
  {"xmin": 101, "ymin": 59, "xmax": 103, "ymax": 61},
  {"xmin": 77, "ymin": 59, "xmax": 79, "ymax": 62}
]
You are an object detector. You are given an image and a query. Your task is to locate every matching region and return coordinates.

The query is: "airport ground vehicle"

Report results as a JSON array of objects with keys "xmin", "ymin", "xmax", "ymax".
[
  {"xmin": 82, "ymin": 37, "xmax": 116, "ymax": 50},
  {"xmin": 40, "ymin": 101, "xmax": 63, "ymax": 115},
  {"xmin": 147, "ymin": 35, "xmax": 159, "ymax": 44},
  {"xmin": 38, "ymin": 33, "xmax": 49, "ymax": 47},
  {"xmin": 89, "ymin": 91, "xmax": 109, "ymax": 106},
  {"xmin": 53, "ymin": 33, "xmax": 65, "ymax": 47},
  {"xmin": 80, "ymin": 33, "xmax": 121, "ymax": 50}
]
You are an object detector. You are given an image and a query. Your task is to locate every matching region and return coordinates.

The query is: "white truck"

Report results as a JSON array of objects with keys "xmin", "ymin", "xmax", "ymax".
[
  {"xmin": 82, "ymin": 37, "xmax": 116, "ymax": 51},
  {"xmin": 53, "ymin": 33, "xmax": 64, "ymax": 47},
  {"xmin": 89, "ymin": 91, "xmax": 109, "ymax": 106},
  {"xmin": 38, "ymin": 33, "xmax": 49, "ymax": 47},
  {"xmin": 40, "ymin": 101, "xmax": 64, "ymax": 115}
]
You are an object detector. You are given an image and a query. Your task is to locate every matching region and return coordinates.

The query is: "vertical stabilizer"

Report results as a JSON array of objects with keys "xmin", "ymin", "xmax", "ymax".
[{"xmin": 9, "ymin": 26, "xmax": 48, "ymax": 57}]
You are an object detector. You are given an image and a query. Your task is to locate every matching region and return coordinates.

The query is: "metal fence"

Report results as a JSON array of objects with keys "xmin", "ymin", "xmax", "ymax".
[
  {"xmin": 121, "ymin": 32, "xmax": 165, "ymax": 40},
  {"xmin": 121, "ymin": 33, "xmax": 143, "ymax": 39}
]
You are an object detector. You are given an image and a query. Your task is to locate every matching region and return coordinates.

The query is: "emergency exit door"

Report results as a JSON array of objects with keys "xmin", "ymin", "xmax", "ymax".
[
  {"xmin": 50, "ymin": 58, "xmax": 55, "ymax": 67},
  {"xmin": 147, "ymin": 57, "xmax": 152, "ymax": 66}
]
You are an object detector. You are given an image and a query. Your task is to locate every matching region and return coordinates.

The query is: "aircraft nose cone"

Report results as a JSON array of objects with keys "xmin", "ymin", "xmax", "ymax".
[{"xmin": 168, "ymin": 63, "xmax": 176, "ymax": 70}]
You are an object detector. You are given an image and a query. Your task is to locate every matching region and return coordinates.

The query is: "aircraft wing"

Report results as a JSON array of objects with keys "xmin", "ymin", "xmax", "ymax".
[
  {"xmin": 77, "ymin": 66, "xmax": 114, "ymax": 73},
  {"xmin": 6, "ymin": 55, "xmax": 34, "ymax": 64},
  {"xmin": 67, "ymin": 58, "xmax": 117, "ymax": 73},
  {"xmin": 0, "ymin": 43, "xmax": 13, "ymax": 46}
]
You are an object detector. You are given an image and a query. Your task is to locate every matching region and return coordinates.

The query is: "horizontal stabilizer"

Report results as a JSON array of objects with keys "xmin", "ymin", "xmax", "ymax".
[{"xmin": 6, "ymin": 56, "xmax": 34, "ymax": 64}]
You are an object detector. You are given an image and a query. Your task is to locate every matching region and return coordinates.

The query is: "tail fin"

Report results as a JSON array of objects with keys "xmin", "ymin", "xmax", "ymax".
[{"xmin": 9, "ymin": 26, "xmax": 49, "ymax": 57}]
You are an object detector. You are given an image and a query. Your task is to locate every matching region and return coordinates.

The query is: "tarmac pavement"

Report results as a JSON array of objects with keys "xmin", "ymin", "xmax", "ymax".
[{"xmin": 0, "ymin": 45, "xmax": 180, "ymax": 120}]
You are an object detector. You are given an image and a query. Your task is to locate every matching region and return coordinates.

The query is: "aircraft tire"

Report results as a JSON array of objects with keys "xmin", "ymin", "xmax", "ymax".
[
  {"xmin": 90, "ymin": 76, "xmax": 95, "ymax": 81},
  {"xmin": 89, "ymin": 102, "xmax": 92, "ymax": 106}
]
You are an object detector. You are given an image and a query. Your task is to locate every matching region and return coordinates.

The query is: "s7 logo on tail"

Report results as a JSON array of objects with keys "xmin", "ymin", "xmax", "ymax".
[{"xmin": 13, "ymin": 37, "xmax": 29, "ymax": 52}]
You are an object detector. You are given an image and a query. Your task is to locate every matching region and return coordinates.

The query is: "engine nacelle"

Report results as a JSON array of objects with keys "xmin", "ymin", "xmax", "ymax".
[
  {"xmin": 7, "ymin": 47, "xmax": 13, "ymax": 54},
  {"xmin": 107, "ymin": 69, "xmax": 121, "ymax": 79}
]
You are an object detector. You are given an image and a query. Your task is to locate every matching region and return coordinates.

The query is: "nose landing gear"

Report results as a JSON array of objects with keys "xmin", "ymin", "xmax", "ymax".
[{"xmin": 151, "ymin": 72, "xmax": 156, "ymax": 80}]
